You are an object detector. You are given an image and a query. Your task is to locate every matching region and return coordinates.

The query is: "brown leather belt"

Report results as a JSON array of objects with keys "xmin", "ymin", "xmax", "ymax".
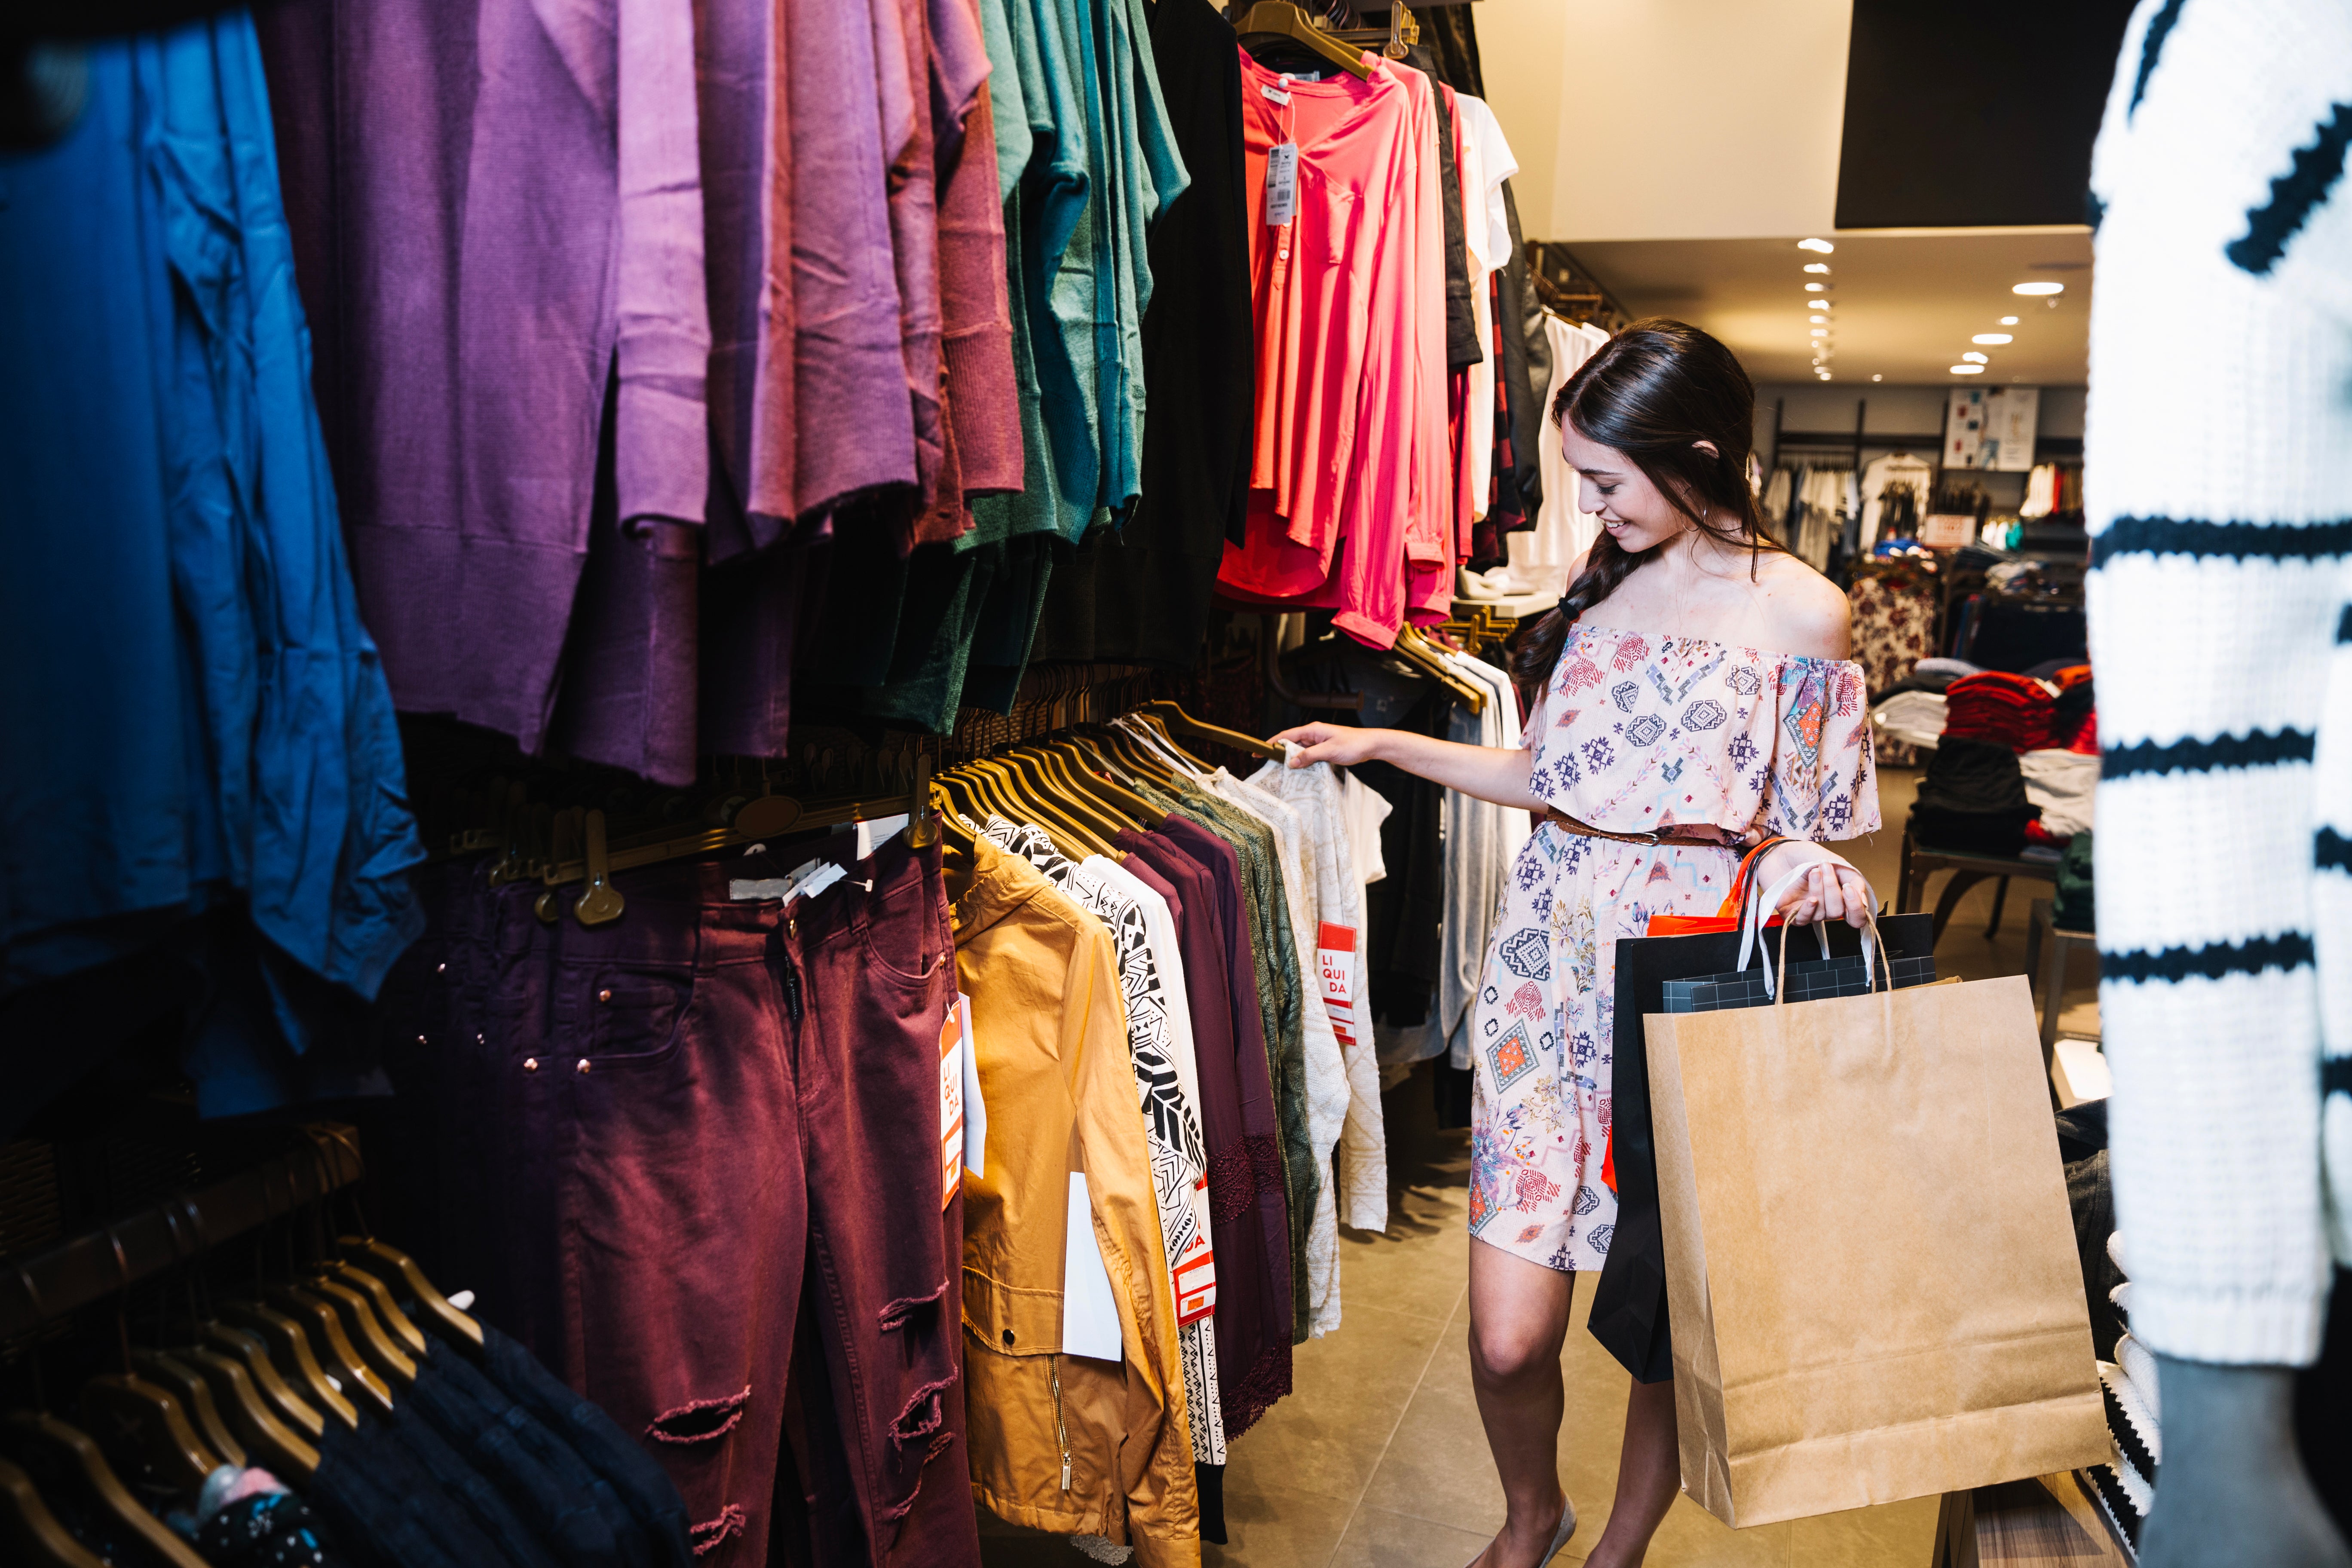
[{"xmin": 1542, "ymin": 807, "xmax": 1734, "ymax": 848}]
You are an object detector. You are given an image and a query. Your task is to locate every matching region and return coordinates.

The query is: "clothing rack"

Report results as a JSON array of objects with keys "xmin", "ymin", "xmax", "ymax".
[
  {"xmin": 1766, "ymin": 396, "xmax": 1942, "ymax": 476},
  {"xmin": 1524, "ymin": 242, "xmax": 1629, "ymax": 331},
  {"xmin": 0, "ymin": 1124, "xmax": 362, "ymax": 1344}
]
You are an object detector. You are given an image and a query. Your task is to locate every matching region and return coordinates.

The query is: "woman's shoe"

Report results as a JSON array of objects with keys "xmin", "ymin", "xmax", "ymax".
[{"xmin": 1467, "ymin": 1497, "xmax": 1577, "ymax": 1568}]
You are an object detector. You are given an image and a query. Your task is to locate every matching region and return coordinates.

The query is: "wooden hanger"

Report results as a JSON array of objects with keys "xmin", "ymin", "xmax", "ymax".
[
  {"xmin": 262, "ymin": 1285, "xmax": 394, "ymax": 1415},
  {"xmin": 328, "ymin": 1262, "xmax": 429, "ymax": 1360},
  {"xmin": 1080, "ymin": 724, "xmax": 1183, "ymax": 790},
  {"xmin": 1004, "ymin": 746, "xmax": 1128, "ymax": 852},
  {"xmin": 311, "ymin": 1277, "xmax": 418, "ymax": 1388},
  {"xmin": 1394, "ymin": 626, "xmax": 1488, "ymax": 713},
  {"xmin": 0, "ymin": 1455, "xmax": 104, "ymax": 1568},
  {"xmin": 74, "ymin": 1376, "xmax": 217, "ymax": 1497},
  {"xmin": 126, "ymin": 1352, "xmax": 242, "ymax": 1470},
  {"xmin": 1135, "ymin": 702, "xmax": 1288, "ymax": 763},
  {"xmin": 334, "ymin": 1237, "xmax": 483, "ymax": 1352},
  {"xmin": 1037, "ymin": 737, "xmax": 1165, "ymax": 828},
  {"xmin": 174, "ymin": 1349, "xmax": 318, "ymax": 1485},
  {"xmin": 1231, "ymin": 0, "xmax": 1373, "ymax": 78},
  {"xmin": 0, "ymin": 1414, "xmax": 209, "ymax": 1568},
  {"xmin": 217, "ymin": 1302, "xmax": 357, "ymax": 1428},
  {"xmin": 197, "ymin": 1323, "xmax": 330, "ymax": 1439},
  {"xmin": 985, "ymin": 751, "xmax": 1113, "ymax": 858}
]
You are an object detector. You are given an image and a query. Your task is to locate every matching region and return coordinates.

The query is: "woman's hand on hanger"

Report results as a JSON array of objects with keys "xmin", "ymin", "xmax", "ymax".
[
  {"xmin": 1271, "ymin": 723, "xmax": 1544, "ymax": 813},
  {"xmin": 1271, "ymin": 723, "xmax": 1385, "ymax": 768},
  {"xmin": 1758, "ymin": 840, "xmax": 1872, "ymax": 928}
]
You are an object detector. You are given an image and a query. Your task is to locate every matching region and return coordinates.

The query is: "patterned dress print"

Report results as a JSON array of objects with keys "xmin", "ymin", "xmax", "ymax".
[{"xmin": 1468, "ymin": 626, "xmax": 1879, "ymax": 1273}]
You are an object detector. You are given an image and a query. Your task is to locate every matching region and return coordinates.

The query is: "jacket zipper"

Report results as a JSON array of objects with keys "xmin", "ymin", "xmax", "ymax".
[{"xmin": 1051, "ymin": 1355, "xmax": 1072, "ymax": 1491}]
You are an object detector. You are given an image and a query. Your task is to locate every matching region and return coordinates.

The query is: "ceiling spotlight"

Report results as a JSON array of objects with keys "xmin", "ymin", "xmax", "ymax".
[
  {"xmin": 1803, "ymin": 263, "xmax": 1830, "ymax": 274},
  {"xmin": 1798, "ymin": 238, "xmax": 1835, "ymax": 254},
  {"xmin": 1871, "ymin": 374, "xmax": 1883, "ymax": 382},
  {"xmin": 1811, "ymin": 328, "xmax": 1828, "ymax": 337},
  {"xmin": 1810, "ymin": 315, "xmax": 1827, "ymax": 323},
  {"xmin": 1805, "ymin": 283, "xmax": 1825, "ymax": 292},
  {"xmin": 1963, "ymin": 351, "xmax": 1988, "ymax": 363},
  {"xmin": 1973, "ymin": 333, "xmax": 2013, "ymax": 344},
  {"xmin": 2012, "ymin": 281, "xmax": 2064, "ymax": 296},
  {"xmin": 1950, "ymin": 364, "xmax": 1985, "ymax": 374},
  {"xmin": 2000, "ymin": 315, "xmax": 2019, "ymax": 325}
]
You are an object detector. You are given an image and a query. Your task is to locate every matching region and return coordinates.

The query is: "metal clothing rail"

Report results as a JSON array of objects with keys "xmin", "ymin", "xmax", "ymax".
[{"xmin": 0, "ymin": 1125, "xmax": 363, "ymax": 1343}]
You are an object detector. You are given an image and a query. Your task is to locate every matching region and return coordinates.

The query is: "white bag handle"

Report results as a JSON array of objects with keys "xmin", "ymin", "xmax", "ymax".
[{"xmin": 1736, "ymin": 855, "xmax": 1882, "ymax": 999}]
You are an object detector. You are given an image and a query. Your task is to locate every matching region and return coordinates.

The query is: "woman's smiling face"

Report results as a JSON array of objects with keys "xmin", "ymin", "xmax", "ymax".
[{"xmin": 1561, "ymin": 421, "xmax": 1697, "ymax": 555}]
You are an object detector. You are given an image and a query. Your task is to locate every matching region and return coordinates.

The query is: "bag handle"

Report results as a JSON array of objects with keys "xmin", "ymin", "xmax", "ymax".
[{"xmin": 1740, "ymin": 854, "xmax": 1886, "ymax": 1000}]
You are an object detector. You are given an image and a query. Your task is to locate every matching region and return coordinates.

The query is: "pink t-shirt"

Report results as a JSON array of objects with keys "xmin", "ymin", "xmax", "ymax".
[{"xmin": 1216, "ymin": 49, "xmax": 1447, "ymax": 647}]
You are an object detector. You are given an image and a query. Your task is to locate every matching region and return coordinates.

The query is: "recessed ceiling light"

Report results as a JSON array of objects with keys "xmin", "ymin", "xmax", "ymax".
[
  {"xmin": 1871, "ymin": 374, "xmax": 1883, "ymax": 382},
  {"xmin": 1803, "ymin": 263, "xmax": 1830, "ymax": 274},
  {"xmin": 1810, "ymin": 315, "xmax": 1827, "ymax": 324},
  {"xmin": 2000, "ymin": 316, "xmax": 2019, "ymax": 325},
  {"xmin": 1962, "ymin": 351, "xmax": 1988, "ymax": 363},
  {"xmin": 2013, "ymin": 281, "xmax": 2064, "ymax": 296},
  {"xmin": 1798, "ymin": 238, "xmax": 1834, "ymax": 254},
  {"xmin": 1972, "ymin": 333, "xmax": 2013, "ymax": 345},
  {"xmin": 1950, "ymin": 364, "xmax": 1985, "ymax": 374},
  {"xmin": 1811, "ymin": 328, "xmax": 1828, "ymax": 337},
  {"xmin": 1805, "ymin": 283, "xmax": 1825, "ymax": 292}
]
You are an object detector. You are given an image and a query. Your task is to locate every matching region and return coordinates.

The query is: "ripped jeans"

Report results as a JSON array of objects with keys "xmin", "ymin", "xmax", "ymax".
[{"xmin": 386, "ymin": 834, "xmax": 975, "ymax": 1567}]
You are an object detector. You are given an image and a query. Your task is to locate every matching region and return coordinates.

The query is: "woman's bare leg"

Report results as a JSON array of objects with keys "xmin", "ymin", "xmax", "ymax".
[
  {"xmin": 1467, "ymin": 1237, "xmax": 1576, "ymax": 1568},
  {"xmin": 1580, "ymin": 1374, "xmax": 1680, "ymax": 1568}
]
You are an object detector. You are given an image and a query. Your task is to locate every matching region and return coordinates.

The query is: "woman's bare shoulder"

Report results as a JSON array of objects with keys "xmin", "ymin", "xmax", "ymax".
[{"xmin": 1751, "ymin": 551, "xmax": 1851, "ymax": 660}]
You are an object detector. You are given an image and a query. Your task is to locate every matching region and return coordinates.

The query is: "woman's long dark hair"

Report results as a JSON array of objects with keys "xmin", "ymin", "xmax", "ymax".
[{"xmin": 1507, "ymin": 318, "xmax": 1784, "ymax": 684}]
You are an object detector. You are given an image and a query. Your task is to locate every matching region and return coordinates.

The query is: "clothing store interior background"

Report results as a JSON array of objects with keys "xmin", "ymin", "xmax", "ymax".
[{"xmin": 3, "ymin": 0, "xmax": 2307, "ymax": 1567}]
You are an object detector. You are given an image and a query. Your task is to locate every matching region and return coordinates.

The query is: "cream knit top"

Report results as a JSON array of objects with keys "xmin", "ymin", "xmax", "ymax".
[{"xmin": 2087, "ymin": 0, "xmax": 2352, "ymax": 1367}]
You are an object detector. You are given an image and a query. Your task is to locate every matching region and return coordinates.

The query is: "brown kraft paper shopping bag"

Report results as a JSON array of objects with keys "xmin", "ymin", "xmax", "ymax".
[{"xmin": 1646, "ymin": 915, "xmax": 2107, "ymax": 1528}]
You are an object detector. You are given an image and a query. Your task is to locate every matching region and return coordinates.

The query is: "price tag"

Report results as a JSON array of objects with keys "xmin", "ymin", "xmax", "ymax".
[
  {"xmin": 1264, "ymin": 142, "xmax": 1298, "ymax": 227},
  {"xmin": 938, "ymin": 1001, "xmax": 965, "ymax": 1210},
  {"xmin": 1318, "ymin": 920, "xmax": 1360, "ymax": 1049}
]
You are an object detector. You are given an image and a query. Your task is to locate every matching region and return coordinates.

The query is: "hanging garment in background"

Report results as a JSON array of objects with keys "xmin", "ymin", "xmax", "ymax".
[
  {"xmin": 1522, "ymin": 315, "xmax": 1609, "ymax": 593},
  {"xmin": 975, "ymin": 817, "xmax": 1228, "ymax": 1469},
  {"xmin": 1246, "ymin": 755, "xmax": 1391, "ymax": 1234},
  {"xmin": 0, "ymin": 13, "xmax": 426, "ymax": 1122},
  {"xmin": 1032, "ymin": 0, "xmax": 1253, "ymax": 668},
  {"xmin": 1847, "ymin": 565, "xmax": 1940, "ymax": 698},
  {"xmin": 948, "ymin": 836, "xmax": 1202, "ymax": 1565},
  {"xmin": 1859, "ymin": 451, "xmax": 1937, "ymax": 554},
  {"xmin": 373, "ymin": 834, "xmax": 979, "ymax": 1568},
  {"xmin": 1216, "ymin": 51, "xmax": 1449, "ymax": 648},
  {"xmin": 1110, "ymin": 824, "xmax": 1293, "ymax": 1449}
]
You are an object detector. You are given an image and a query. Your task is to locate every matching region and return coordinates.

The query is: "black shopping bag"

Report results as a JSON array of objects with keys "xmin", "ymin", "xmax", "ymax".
[{"xmin": 1587, "ymin": 912, "xmax": 1938, "ymax": 1382}]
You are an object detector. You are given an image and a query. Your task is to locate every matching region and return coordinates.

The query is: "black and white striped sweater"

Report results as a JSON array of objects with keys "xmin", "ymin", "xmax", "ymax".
[{"xmin": 2088, "ymin": 0, "xmax": 2352, "ymax": 1367}]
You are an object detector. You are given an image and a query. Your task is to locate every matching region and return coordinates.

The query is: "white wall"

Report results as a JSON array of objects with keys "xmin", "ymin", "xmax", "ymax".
[{"xmin": 1475, "ymin": 0, "xmax": 1855, "ymax": 243}]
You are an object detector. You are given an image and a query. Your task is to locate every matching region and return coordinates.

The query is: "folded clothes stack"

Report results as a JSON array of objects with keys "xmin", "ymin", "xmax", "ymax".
[
  {"xmin": 1871, "ymin": 689, "xmax": 1948, "ymax": 752},
  {"xmin": 2021, "ymin": 749, "xmax": 2098, "ymax": 839},
  {"xmin": 1941, "ymin": 671, "xmax": 2058, "ymax": 751},
  {"xmin": 1911, "ymin": 736, "xmax": 2040, "ymax": 855}
]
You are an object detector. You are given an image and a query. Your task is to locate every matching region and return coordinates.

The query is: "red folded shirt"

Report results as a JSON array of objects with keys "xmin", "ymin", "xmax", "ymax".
[{"xmin": 1941, "ymin": 672, "xmax": 2055, "ymax": 751}]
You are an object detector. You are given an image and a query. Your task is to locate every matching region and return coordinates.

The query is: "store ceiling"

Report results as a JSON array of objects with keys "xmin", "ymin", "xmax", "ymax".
[{"xmin": 1567, "ymin": 229, "xmax": 2093, "ymax": 388}]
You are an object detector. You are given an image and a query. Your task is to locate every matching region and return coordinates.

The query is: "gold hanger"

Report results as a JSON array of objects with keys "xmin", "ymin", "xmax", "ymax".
[
  {"xmin": 328, "ymin": 1262, "xmax": 429, "ymax": 1360},
  {"xmin": 1008, "ymin": 745, "xmax": 1129, "ymax": 851},
  {"xmin": 1038, "ymin": 737, "xmax": 1164, "ymax": 828},
  {"xmin": 311, "ymin": 1276, "xmax": 418, "ymax": 1388},
  {"xmin": 73, "ymin": 1376, "xmax": 217, "ymax": 1497},
  {"xmin": 126, "ymin": 1351, "xmax": 243, "ymax": 1470},
  {"xmin": 0, "ymin": 1455, "xmax": 104, "ymax": 1568},
  {"xmin": 174, "ymin": 1348, "xmax": 319, "ymax": 1484},
  {"xmin": 335, "ymin": 1237, "xmax": 484, "ymax": 1352},
  {"xmin": 0, "ymin": 1414, "xmax": 209, "ymax": 1568},
  {"xmin": 1135, "ymin": 701, "xmax": 1287, "ymax": 762},
  {"xmin": 198, "ymin": 1321, "xmax": 332, "ymax": 1438},
  {"xmin": 1231, "ymin": 0, "xmax": 1374, "ymax": 78},
  {"xmin": 217, "ymin": 1301, "xmax": 358, "ymax": 1428},
  {"xmin": 1394, "ymin": 626, "xmax": 1488, "ymax": 713},
  {"xmin": 262, "ymin": 1284, "xmax": 394, "ymax": 1415}
]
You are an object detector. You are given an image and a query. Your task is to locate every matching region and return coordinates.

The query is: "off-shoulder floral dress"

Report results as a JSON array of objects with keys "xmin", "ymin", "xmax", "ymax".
[{"xmin": 1468, "ymin": 626, "xmax": 1880, "ymax": 1272}]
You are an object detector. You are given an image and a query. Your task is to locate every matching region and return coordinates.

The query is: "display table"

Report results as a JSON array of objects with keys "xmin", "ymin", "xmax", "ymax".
[{"xmin": 1896, "ymin": 828, "xmax": 2057, "ymax": 947}]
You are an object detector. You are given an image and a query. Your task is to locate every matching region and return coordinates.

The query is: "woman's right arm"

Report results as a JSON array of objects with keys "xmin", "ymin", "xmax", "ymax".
[{"xmin": 1269, "ymin": 723, "xmax": 1542, "ymax": 813}]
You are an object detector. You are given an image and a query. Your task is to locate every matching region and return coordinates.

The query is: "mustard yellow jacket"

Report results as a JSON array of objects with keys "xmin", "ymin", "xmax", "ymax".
[{"xmin": 949, "ymin": 837, "xmax": 1200, "ymax": 1566}]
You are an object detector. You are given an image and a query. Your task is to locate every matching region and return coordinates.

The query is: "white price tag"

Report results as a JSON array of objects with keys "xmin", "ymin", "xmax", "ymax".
[
  {"xmin": 958, "ymin": 992, "xmax": 986, "ymax": 1179},
  {"xmin": 1264, "ymin": 142, "xmax": 1298, "ymax": 227},
  {"xmin": 1062, "ymin": 1173, "xmax": 1125, "ymax": 1363}
]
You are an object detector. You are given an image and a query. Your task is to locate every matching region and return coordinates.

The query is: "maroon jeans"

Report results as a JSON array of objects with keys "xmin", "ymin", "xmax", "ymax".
[{"xmin": 384, "ymin": 836, "xmax": 977, "ymax": 1567}]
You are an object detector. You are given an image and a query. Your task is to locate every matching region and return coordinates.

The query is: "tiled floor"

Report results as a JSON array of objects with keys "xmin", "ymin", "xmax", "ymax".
[{"xmin": 979, "ymin": 767, "xmax": 2099, "ymax": 1567}]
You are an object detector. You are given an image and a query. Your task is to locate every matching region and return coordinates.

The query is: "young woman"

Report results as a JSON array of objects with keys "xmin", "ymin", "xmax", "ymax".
[{"xmin": 1276, "ymin": 320, "xmax": 1880, "ymax": 1568}]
